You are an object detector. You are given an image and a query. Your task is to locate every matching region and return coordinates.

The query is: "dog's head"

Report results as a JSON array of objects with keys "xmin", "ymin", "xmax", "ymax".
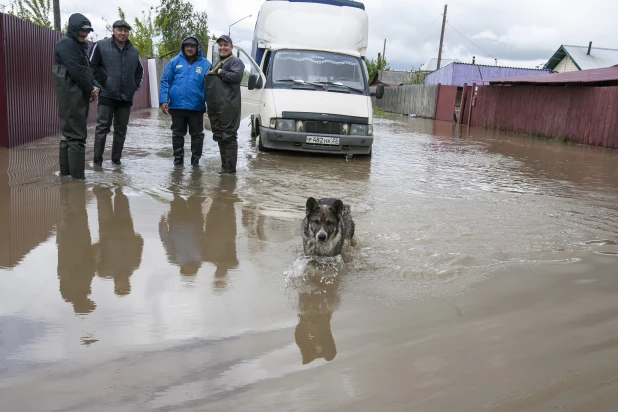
[{"xmin": 305, "ymin": 197, "xmax": 344, "ymax": 242}]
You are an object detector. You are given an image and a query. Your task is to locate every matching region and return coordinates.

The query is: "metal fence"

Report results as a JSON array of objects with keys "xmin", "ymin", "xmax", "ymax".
[
  {"xmin": 0, "ymin": 14, "xmax": 151, "ymax": 148},
  {"xmin": 467, "ymin": 85, "xmax": 618, "ymax": 149}
]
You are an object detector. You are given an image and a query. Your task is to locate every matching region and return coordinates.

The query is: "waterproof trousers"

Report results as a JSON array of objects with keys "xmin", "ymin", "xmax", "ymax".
[
  {"xmin": 169, "ymin": 109, "xmax": 205, "ymax": 166},
  {"xmin": 58, "ymin": 95, "xmax": 89, "ymax": 180},
  {"xmin": 93, "ymin": 104, "xmax": 131, "ymax": 165}
]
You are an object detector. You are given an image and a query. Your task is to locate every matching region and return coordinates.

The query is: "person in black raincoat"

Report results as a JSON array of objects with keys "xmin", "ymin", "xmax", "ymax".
[
  {"xmin": 52, "ymin": 13, "xmax": 100, "ymax": 180},
  {"xmin": 205, "ymin": 35, "xmax": 246, "ymax": 174}
]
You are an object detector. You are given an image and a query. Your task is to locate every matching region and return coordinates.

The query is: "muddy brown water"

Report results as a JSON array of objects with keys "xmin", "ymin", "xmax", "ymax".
[{"xmin": 1, "ymin": 110, "xmax": 618, "ymax": 411}]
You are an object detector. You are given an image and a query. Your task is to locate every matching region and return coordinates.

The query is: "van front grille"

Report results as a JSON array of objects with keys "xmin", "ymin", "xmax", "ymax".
[{"xmin": 303, "ymin": 121, "xmax": 344, "ymax": 135}]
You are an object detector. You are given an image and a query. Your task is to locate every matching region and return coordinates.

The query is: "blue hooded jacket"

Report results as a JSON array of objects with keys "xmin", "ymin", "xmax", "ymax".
[{"xmin": 159, "ymin": 35, "xmax": 211, "ymax": 111}]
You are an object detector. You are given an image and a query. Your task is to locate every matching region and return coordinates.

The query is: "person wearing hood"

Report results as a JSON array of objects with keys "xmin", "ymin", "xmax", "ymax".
[
  {"xmin": 89, "ymin": 20, "xmax": 144, "ymax": 166},
  {"xmin": 205, "ymin": 35, "xmax": 246, "ymax": 174},
  {"xmin": 159, "ymin": 35, "xmax": 211, "ymax": 167},
  {"xmin": 52, "ymin": 13, "xmax": 100, "ymax": 180}
]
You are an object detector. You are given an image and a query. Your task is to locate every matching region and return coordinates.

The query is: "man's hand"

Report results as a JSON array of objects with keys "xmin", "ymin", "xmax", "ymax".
[
  {"xmin": 89, "ymin": 86, "xmax": 100, "ymax": 102},
  {"xmin": 218, "ymin": 69, "xmax": 222, "ymax": 75},
  {"xmin": 161, "ymin": 103, "xmax": 169, "ymax": 115}
]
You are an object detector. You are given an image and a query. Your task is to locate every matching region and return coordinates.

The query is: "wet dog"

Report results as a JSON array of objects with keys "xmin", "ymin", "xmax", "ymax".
[{"xmin": 302, "ymin": 197, "xmax": 356, "ymax": 257}]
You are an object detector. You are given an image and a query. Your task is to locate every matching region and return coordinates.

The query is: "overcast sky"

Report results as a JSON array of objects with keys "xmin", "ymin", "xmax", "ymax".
[{"xmin": 3, "ymin": 0, "xmax": 616, "ymax": 70}]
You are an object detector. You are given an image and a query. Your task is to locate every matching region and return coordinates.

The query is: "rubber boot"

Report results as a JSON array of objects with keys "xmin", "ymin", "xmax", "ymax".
[
  {"xmin": 111, "ymin": 138, "xmax": 124, "ymax": 165},
  {"xmin": 59, "ymin": 139, "xmax": 70, "ymax": 176},
  {"xmin": 190, "ymin": 135, "xmax": 204, "ymax": 167},
  {"xmin": 172, "ymin": 135, "xmax": 184, "ymax": 166},
  {"xmin": 93, "ymin": 136, "xmax": 106, "ymax": 166},
  {"xmin": 67, "ymin": 138, "xmax": 86, "ymax": 180},
  {"xmin": 217, "ymin": 141, "xmax": 227, "ymax": 173},
  {"xmin": 224, "ymin": 139, "xmax": 238, "ymax": 174}
]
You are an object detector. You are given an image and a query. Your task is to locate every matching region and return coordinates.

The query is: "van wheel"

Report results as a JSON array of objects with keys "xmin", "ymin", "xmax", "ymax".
[
  {"xmin": 250, "ymin": 116, "xmax": 258, "ymax": 138},
  {"xmin": 257, "ymin": 133, "xmax": 270, "ymax": 152}
]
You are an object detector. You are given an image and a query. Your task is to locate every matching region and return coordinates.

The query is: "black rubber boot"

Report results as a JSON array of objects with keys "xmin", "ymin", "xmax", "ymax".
[
  {"xmin": 67, "ymin": 138, "xmax": 86, "ymax": 180},
  {"xmin": 190, "ymin": 134, "xmax": 204, "ymax": 167},
  {"xmin": 59, "ymin": 140, "xmax": 70, "ymax": 176},
  {"xmin": 217, "ymin": 141, "xmax": 227, "ymax": 173},
  {"xmin": 223, "ymin": 138, "xmax": 238, "ymax": 174},
  {"xmin": 172, "ymin": 135, "xmax": 184, "ymax": 166},
  {"xmin": 93, "ymin": 137, "xmax": 105, "ymax": 166}
]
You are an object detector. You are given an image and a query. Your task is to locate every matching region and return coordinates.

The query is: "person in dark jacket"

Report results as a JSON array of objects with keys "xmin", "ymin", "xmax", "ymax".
[
  {"xmin": 89, "ymin": 20, "xmax": 144, "ymax": 166},
  {"xmin": 159, "ymin": 35, "xmax": 211, "ymax": 167},
  {"xmin": 205, "ymin": 35, "xmax": 246, "ymax": 174},
  {"xmin": 52, "ymin": 13, "xmax": 100, "ymax": 180}
]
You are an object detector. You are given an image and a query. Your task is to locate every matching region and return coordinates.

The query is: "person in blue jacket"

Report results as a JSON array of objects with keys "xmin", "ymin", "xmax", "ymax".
[{"xmin": 159, "ymin": 35, "xmax": 211, "ymax": 166}]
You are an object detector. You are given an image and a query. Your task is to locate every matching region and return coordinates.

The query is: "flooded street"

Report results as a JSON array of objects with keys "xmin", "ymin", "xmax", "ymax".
[{"xmin": 2, "ymin": 110, "xmax": 618, "ymax": 411}]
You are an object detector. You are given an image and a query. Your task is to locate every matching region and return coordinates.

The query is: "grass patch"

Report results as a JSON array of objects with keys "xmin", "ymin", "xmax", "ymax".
[{"xmin": 373, "ymin": 107, "xmax": 403, "ymax": 118}]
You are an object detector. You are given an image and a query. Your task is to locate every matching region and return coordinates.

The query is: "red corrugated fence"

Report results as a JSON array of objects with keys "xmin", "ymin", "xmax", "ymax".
[
  {"xmin": 467, "ymin": 85, "xmax": 618, "ymax": 149},
  {"xmin": 0, "ymin": 14, "xmax": 151, "ymax": 148}
]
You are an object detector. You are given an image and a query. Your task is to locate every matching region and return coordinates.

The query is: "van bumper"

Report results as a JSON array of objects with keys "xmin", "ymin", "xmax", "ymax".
[{"xmin": 259, "ymin": 127, "xmax": 373, "ymax": 155}]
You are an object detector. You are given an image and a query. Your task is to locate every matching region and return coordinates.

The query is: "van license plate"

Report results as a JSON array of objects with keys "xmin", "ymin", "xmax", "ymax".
[{"xmin": 306, "ymin": 136, "xmax": 340, "ymax": 145}]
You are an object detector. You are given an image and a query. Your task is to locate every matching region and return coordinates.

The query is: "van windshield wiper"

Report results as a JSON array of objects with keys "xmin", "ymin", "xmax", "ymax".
[
  {"xmin": 275, "ymin": 79, "xmax": 306, "ymax": 84},
  {"xmin": 312, "ymin": 81, "xmax": 365, "ymax": 94}
]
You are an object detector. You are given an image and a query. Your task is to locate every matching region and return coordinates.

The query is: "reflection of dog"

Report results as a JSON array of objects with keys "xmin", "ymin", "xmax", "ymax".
[{"xmin": 302, "ymin": 197, "xmax": 356, "ymax": 257}]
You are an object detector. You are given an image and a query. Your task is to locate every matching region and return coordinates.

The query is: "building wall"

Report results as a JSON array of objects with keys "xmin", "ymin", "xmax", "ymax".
[
  {"xmin": 426, "ymin": 63, "xmax": 551, "ymax": 87},
  {"xmin": 467, "ymin": 85, "xmax": 618, "ymax": 149},
  {"xmin": 552, "ymin": 56, "xmax": 579, "ymax": 73},
  {"xmin": 424, "ymin": 63, "xmax": 455, "ymax": 86},
  {"xmin": 0, "ymin": 14, "xmax": 151, "ymax": 148}
]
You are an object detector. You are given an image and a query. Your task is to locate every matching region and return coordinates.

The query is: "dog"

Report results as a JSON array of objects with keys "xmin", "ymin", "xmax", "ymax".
[{"xmin": 302, "ymin": 197, "xmax": 356, "ymax": 257}]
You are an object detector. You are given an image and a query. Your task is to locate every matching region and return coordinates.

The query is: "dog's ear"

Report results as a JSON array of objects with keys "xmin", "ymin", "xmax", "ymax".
[
  {"xmin": 306, "ymin": 197, "xmax": 320, "ymax": 216},
  {"xmin": 330, "ymin": 199, "xmax": 344, "ymax": 218}
]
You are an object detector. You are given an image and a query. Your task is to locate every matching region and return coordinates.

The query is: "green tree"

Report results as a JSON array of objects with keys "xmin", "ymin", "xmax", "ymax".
[
  {"xmin": 404, "ymin": 65, "xmax": 427, "ymax": 85},
  {"xmin": 155, "ymin": 0, "xmax": 209, "ymax": 57},
  {"xmin": 7, "ymin": 0, "xmax": 52, "ymax": 29},
  {"xmin": 364, "ymin": 54, "xmax": 390, "ymax": 83}
]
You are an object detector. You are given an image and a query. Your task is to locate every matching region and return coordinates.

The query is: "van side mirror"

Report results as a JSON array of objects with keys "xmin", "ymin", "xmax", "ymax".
[
  {"xmin": 248, "ymin": 74, "xmax": 262, "ymax": 90},
  {"xmin": 375, "ymin": 84, "xmax": 385, "ymax": 100}
]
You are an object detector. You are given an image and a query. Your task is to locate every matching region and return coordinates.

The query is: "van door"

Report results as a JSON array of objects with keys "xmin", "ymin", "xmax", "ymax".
[{"xmin": 235, "ymin": 47, "xmax": 266, "ymax": 121}]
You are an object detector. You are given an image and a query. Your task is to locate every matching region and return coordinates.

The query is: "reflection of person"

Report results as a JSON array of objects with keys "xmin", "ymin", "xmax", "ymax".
[
  {"xmin": 92, "ymin": 186, "xmax": 143, "ymax": 295},
  {"xmin": 52, "ymin": 13, "xmax": 100, "ymax": 180},
  {"xmin": 202, "ymin": 177, "xmax": 240, "ymax": 290},
  {"xmin": 294, "ymin": 274, "xmax": 340, "ymax": 365},
  {"xmin": 159, "ymin": 169, "xmax": 206, "ymax": 275},
  {"xmin": 159, "ymin": 36, "xmax": 211, "ymax": 167},
  {"xmin": 90, "ymin": 20, "xmax": 144, "ymax": 166},
  {"xmin": 57, "ymin": 183, "xmax": 96, "ymax": 314},
  {"xmin": 205, "ymin": 35, "xmax": 246, "ymax": 174}
]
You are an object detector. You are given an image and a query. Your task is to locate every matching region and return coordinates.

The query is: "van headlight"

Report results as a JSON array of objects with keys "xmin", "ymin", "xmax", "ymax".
[
  {"xmin": 276, "ymin": 119, "xmax": 296, "ymax": 132},
  {"xmin": 350, "ymin": 124, "xmax": 369, "ymax": 135}
]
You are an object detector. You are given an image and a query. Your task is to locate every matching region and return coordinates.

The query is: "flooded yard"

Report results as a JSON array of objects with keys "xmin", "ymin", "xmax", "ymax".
[{"xmin": 1, "ymin": 110, "xmax": 618, "ymax": 411}]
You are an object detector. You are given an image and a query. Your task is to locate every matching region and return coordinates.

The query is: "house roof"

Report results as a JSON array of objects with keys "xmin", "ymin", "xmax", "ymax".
[
  {"xmin": 545, "ymin": 45, "xmax": 618, "ymax": 71},
  {"xmin": 425, "ymin": 58, "xmax": 461, "ymax": 71},
  {"xmin": 482, "ymin": 65, "xmax": 618, "ymax": 86}
]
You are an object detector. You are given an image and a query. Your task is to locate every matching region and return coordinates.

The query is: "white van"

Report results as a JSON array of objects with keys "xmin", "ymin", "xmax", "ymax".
[{"xmin": 207, "ymin": 0, "xmax": 384, "ymax": 156}]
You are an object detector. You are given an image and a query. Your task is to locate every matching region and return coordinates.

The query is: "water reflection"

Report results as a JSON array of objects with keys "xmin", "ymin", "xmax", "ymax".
[
  {"xmin": 159, "ymin": 169, "xmax": 206, "ymax": 276},
  {"xmin": 203, "ymin": 177, "xmax": 240, "ymax": 291},
  {"xmin": 293, "ymin": 265, "xmax": 341, "ymax": 365},
  {"xmin": 56, "ymin": 183, "xmax": 96, "ymax": 314},
  {"xmin": 93, "ymin": 186, "xmax": 144, "ymax": 295}
]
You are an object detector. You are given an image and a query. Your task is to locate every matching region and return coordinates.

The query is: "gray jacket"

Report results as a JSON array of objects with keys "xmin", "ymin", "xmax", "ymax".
[{"xmin": 89, "ymin": 36, "xmax": 144, "ymax": 102}]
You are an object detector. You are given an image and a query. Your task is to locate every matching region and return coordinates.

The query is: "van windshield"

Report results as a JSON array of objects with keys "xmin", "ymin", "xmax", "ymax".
[{"xmin": 270, "ymin": 50, "xmax": 368, "ymax": 94}]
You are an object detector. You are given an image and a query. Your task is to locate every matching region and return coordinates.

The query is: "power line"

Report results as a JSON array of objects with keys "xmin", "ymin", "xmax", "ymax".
[
  {"xmin": 446, "ymin": 21, "xmax": 497, "ymax": 60},
  {"xmin": 408, "ymin": 14, "xmax": 441, "ymax": 46}
]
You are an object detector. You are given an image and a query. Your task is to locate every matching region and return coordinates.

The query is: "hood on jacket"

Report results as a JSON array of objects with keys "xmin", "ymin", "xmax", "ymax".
[
  {"xmin": 179, "ymin": 35, "xmax": 204, "ymax": 59},
  {"xmin": 67, "ymin": 13, "xmax": 93, "ymax": 39}
]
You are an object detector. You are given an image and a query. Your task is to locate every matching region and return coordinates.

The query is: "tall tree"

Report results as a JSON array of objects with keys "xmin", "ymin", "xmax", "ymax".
[
  {"xmin": 364, "ymin": 54, "xmax": 390, "ymax": 83},
  {"xmin": 155, "ymin": 0, "xmax": 209, "ymax": 57},
  {"xmin": 8, "ymin": 0, "xmax": 52, "ymax": 29}
]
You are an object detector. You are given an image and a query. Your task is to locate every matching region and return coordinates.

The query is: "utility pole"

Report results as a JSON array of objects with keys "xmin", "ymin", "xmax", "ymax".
[
  {"xmin": 380, "ymin": 38, "xmax": 386, "ymax": 81},
  {"xmin": 436, "ymin": 4, "xmax": 447, "ymax": 70},
  {"xmin": 53, "ymin": 0, "xmax": 61, "ymax": 31}
]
